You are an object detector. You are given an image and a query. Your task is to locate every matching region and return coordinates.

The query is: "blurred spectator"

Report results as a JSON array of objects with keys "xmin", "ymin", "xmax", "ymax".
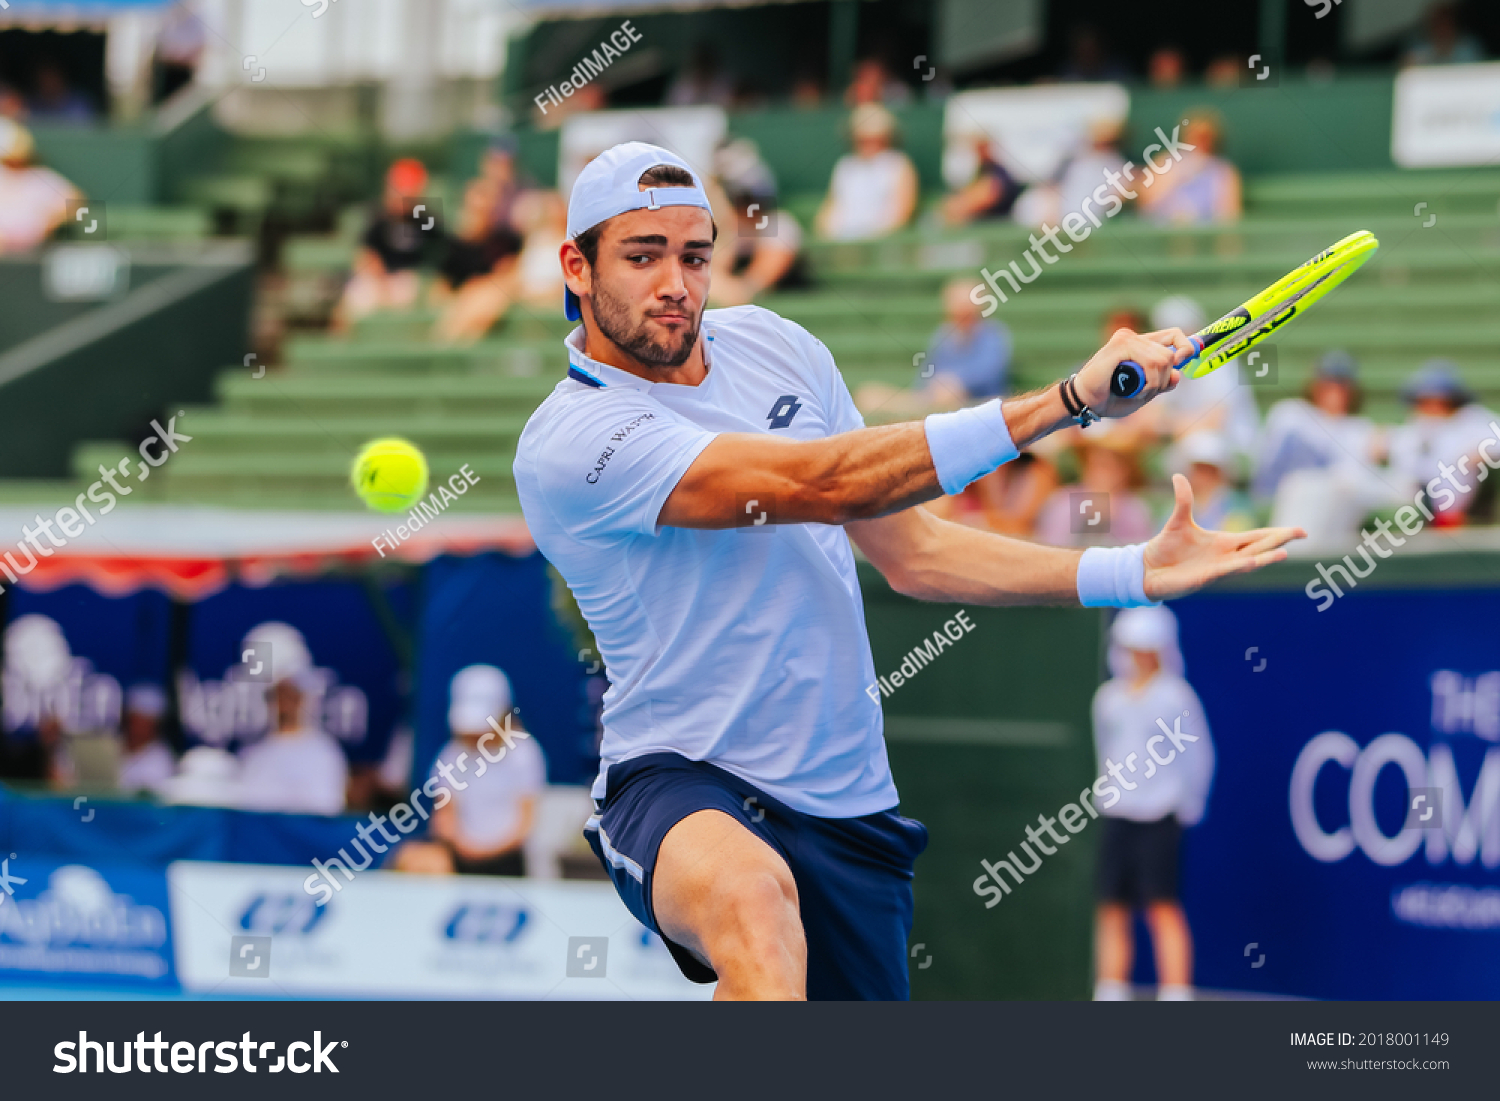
[
  {"xmin": 1092, "ymin": 606, "xmax": 1214, "ymax": 1002},
  {"xmin": 1255, "ymin": 350, "xmax": 1383, "ymax": 495},
  {"xmin": 28, "ymin": 58, "xmax": 95, "ymax": 125},
  {"xmin": 1388, "ymin": 359, "xmax": 1498, "ymax": 525},
  {"xmin": 0, "ymin": 714, "xmax": 62, "ymax": 783},
  {"xmin": 1013, "ymin": 119, "xmax": 1125, "ymax": 229},
  {"xmin": 1203, "ymin": 55, "xmax": 1244, "ymax": 88},
  {"xmin": 0, "ymin": 615, "xmax": 73, "ymax": 782},
  {"xmin": 0, "ymin": 85, "xmax": 25, "ymax": 120},
  {"xmin": 1035, "ymin": 432, "xmax": 1155, "ymax": 547},
  {"xmin": 854, "ymin": 276, "xmax": 1012, "ymax": 418},
  {"xmin": 430, "ymin": 178, "xmax": 522, "ymax": 345},
  {"xmin": 156, "ymin": 746, "xmax": 241, "ymax": 807},
  {"xmin": 1142, "ymin": 296, "xmax": 1260, "ymax": 458},
  {"xmin": 1061, "ymin": 25, "xmax": 1131, "ymax": 82},
  {"xmin": 709, "ymin": 137, "xmax": 807, "ymax": 306},
  {"xmin": 0, "ymin": 119, "xmax": 80, "ymax": 254},
  {"xmin": 427, "ymin": 665, "xmax": 546, "ymax": 876},
  {"xmin": 1404, "ymin": 2, "xmax": 1486, "ymax": 66},
  {"xmin": 1172, "ymin": 432, "xmax": 1256, "ymax": 532},
  {"xmin": 509, "ymin": 188, "xmax": 569, "ymax": 309},
  {"xmin": 927, "ymin": 451, "xmax": 1059, "ymax": 535},
  {"xmin": 941, "ymin": 137, "xmax": 1020, "ymax": 226},
  {"xmin": 844, "ymin": 57, "xmax": 912, "ymax": 108},
  {"xmin": 789, "ymin": 61, "xmax": 824, "ymax": 108},
  {"xmin": 668, "ymin": 41, "xmax": 735, "ymax": 107},
  {"xmin": 478, "ymin": 135, "xmax": 522, "ymax": 236},
  {"xmin": 334, "ymin": 158, "xmax": 443, "ymax": 331},
  {"xmin": 1136, "ymin": 113, "xmax": 1240, "ymax": 225},
  {"xmin": 1257, "ymin": 353, "xmax": 1395, "ymax": 547},
  {"xmin": 236, "ymin": 623, "xmax": 348, "ymax": 815},
  {"xmin": 117, "ymin": 684, "xmax": 176, "ymax": 794},
  {"xmin": 1148, "ymin": 46, "xmax": 1187, "ymax": 88},
  {"xmin": 816, "ymin": 104, "xmax": 918, "ymax": 241},
  {"xmin": 153, "ymin": 4, "xmax": 207, "ymax": 103}
]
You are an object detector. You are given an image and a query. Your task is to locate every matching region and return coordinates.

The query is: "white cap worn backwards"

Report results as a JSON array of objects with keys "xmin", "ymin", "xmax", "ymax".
[{"xmin": 563, "ymin": 141, "xmax": 713, "ymax": 321}]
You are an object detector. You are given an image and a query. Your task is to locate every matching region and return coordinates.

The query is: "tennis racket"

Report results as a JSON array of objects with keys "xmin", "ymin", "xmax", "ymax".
[{"xmin": 1110, "ymin": 230, "xmax": 1381, "ymax": 399}]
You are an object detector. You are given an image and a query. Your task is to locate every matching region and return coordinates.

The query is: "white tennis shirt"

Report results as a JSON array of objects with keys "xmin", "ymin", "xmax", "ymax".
[{"xmin": 514, "ymin": 306, "xmax": 898, "ymax": 818}]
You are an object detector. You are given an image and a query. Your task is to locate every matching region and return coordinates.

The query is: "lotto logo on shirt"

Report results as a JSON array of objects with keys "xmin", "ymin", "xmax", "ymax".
[
  {"xmin": 766, "ymin": 395, "xmax": 803, "ymax": 430},
  {"xmin": 735, "ymin": 492, "xmax": 780, "ymax": 532}
]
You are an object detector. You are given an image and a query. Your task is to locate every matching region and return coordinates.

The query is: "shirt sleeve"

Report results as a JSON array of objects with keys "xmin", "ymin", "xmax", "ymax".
[
  {"xmin": 777, "ymin": 314, "xmax": 865, "ymax": 435},
  {"xmin": 533, "ymin": 392, "xmax": 718, "ymax": 541}
]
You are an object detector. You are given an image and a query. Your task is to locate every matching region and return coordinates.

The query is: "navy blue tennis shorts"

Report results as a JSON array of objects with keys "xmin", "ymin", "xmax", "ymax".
[{"xmin": 583, "ymin": 752, "xmax": 928, "ymax": 1000}]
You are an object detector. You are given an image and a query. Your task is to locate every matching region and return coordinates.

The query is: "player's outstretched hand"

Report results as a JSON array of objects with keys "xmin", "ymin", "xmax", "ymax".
[
  {"xmin": 1142, "ymin": 474, "xmax": 1306, "ymax": 602},
  {"xmin": 1074, "ymin": 327, "xmax": 1195, "ymax": 418}
]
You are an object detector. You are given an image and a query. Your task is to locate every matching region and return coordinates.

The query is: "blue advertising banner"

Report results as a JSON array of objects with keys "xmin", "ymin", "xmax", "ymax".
[
  {"xmin": 3, "ymin": 586, "xmax": 172, "ymax": 736},
  {"xmin": 1163, "ymin": 586, "xmax": 1500, "ymax": 999},
  {"xmin": 181, "ymin": 579, "xmax": 414, "ymax": 765},
  {"xmin": 0, "ymin": 857, "xmax": 177, "ymax": 992}
]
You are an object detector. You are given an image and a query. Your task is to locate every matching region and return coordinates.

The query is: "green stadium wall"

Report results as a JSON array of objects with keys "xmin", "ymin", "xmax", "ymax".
[
  {"xmin": 485, "ymin": 74, "xmax": 1399, "ymax": 198},
  {"xmin": 859, "ymin": 562, "xmax": 1106, "ymax": 1000}
]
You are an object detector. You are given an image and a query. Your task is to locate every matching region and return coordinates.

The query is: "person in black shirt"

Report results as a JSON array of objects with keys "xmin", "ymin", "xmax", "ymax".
[
  {"xmin": 430, "ymin": 177, "xmax": 523, "ymax": 344},
  {"xmin": 334, "ymin": 158, "xmax": 446, "ymax": 332}
]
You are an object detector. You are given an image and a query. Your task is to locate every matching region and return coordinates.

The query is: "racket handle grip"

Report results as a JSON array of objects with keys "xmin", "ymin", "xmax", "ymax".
[
  {"xmin": 1110, "ymin": 361, "xmax": 1147, "ymax": 399},
  {"xmin": 1109, "ymin": 336, "xmax": 1205, "ymax": 400}
]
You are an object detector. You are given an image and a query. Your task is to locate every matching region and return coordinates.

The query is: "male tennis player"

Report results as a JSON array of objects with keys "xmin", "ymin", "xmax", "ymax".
[{"xmin": 514, "ymin": 142, "xmax": 1302, "ymax": 1000}]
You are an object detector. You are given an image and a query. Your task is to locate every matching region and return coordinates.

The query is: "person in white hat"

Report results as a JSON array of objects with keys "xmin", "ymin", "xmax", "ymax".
[
  {"xmin": 815, "ymin": 104, "xmax": 918, "ymax": 241},
  {"xmin": 425, "ymin": 664, "xmax": 546, "ymax": 876},
  {"xmin": 1091, "ymin": 605, "xmax": 1215, "ymax": 1002},
  {"xmin": 1173, "ymin": 430, "xmax": 1256, "ymax": 533},
  {"xmin": 234, "ymin": 622, "xmax": 348, "ymax": 815},
  {"xmin": 513, "ymin": 140, "xmax": 1299, "ymax": 1000},
  {"xmin": 116, "ymin": 683, "xmax": 176, "ymax": 794}
]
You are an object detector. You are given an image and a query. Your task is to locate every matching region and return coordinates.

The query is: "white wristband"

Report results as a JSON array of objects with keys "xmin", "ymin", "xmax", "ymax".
[
  {"xmin": 1077, "ymin": 543, "xmax": 1157, "ymax": 608},
  {"xmin": 923, "ymin": 399, "xmax": 1020, "ymax": 496}
]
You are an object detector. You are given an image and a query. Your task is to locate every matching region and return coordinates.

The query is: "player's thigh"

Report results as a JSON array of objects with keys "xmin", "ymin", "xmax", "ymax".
[{"xmin": 652, "ymin": 808, "xmax": 802, "ymax": 959}]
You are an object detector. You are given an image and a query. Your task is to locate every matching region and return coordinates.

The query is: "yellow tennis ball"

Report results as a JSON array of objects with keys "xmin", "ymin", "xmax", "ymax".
[{"xmin": 351, "ymin": 437, "xmax": 429, "ymax": 513}]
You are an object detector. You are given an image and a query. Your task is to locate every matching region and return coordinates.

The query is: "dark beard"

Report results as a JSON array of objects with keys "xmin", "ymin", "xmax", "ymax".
[{"xmin": 589, "ymin": 275, "xmax": 699, "ymax": 369}]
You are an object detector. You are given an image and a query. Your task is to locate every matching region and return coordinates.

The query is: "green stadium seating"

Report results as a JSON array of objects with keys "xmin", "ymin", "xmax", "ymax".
[{"xmin": 26, "ymin": 159, "xmax": 1499, "ymax": 513}]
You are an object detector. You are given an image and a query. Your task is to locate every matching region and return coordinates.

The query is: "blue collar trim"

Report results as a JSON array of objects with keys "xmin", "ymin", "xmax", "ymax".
[{"xmin": 568, "ymin": 364, "xmax": 605, "ymax": 388}]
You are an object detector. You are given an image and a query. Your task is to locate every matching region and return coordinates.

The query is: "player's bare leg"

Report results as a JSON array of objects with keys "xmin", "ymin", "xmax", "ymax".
[
  {"xmin": 1146, "ymin": 900, "xmax": 1193, "ymax": 989},
  {"xmin": 1094, "ymin": 902, "xmax": 1133, "ymax": 998},
  {"xmin": 653, "ymin": 809, "xmax": 806, "ymax": 1000}
]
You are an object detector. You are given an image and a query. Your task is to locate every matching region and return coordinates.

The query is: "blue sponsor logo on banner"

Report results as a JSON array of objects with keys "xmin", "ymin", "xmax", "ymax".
[
  {"xmin": 1172, "ymin": 589, "xmax": 1500, "ymax": 1000},
  {"xmin": 0, "ymin": 861, "xmax": 176, "ymax": 989}
]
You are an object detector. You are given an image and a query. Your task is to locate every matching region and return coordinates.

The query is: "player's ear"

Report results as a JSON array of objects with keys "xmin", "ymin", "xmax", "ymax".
[{"xmin": 560, "ymin": 238, "xmax": 592, "ymax": 299}]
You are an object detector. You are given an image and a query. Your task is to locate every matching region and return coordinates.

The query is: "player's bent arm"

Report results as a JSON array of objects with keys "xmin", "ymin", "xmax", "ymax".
[{"xmin": 658, "ymin": 328, "xmax": 1190, "ymax": 529}]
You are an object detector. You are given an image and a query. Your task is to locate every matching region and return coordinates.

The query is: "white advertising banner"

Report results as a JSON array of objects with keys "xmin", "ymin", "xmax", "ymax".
[
  {"xmin": 1392, "ymin": 62, "xmax": 1500, "ymax": 168},
  {"xmin": 943, "ymin": 84, "xmax": 1130, "ymax": 186},
  {"xmin": 168, "ymin": 862, "xmax": 712, "ymax": 999}
]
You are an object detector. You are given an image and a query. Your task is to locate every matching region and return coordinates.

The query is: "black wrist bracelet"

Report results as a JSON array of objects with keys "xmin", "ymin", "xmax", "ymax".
[
  {"xmin": 1059, "ymin": 376, "xmax": 1082, "ymax": 417},
  {"xmin": 1063, "ymin": 374, "xmax": 1099, "ymax": 428}
]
